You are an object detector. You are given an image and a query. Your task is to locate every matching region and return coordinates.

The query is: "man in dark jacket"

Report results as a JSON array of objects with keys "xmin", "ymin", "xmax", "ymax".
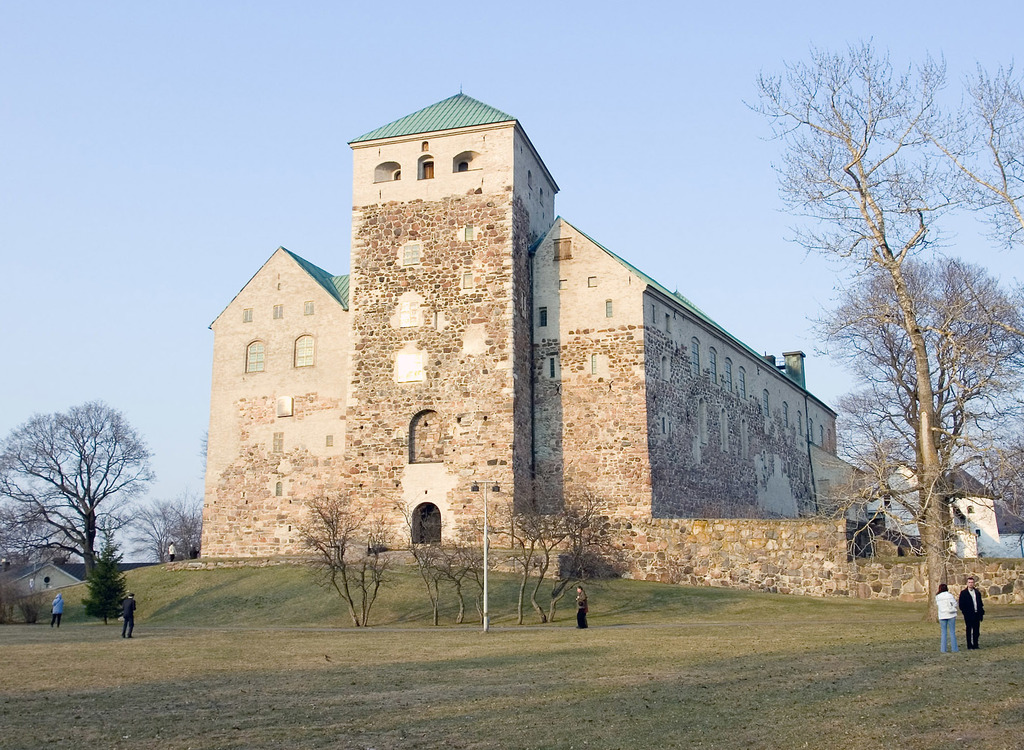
[
  {"xmin": 958, "ymin": 576, "xmax": 984, "ymax": 649},
  {"xmin": 121, "ymin": 592, "xmax": 137, "ymax": 639}
]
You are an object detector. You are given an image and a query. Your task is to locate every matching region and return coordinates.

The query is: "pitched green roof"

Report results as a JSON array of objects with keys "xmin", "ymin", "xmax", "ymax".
[
  {"xmin": 350, "ymin": 94, "xmax": 515, "ymax": 143},
  {"xmin": 284, "ymin": 249, "xmax": 349, "ymax": 309}
]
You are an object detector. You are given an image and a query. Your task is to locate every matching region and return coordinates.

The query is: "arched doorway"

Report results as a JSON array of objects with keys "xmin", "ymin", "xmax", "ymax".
[{"xmin": 412, "ymin": 503, "xmax": 441, "ymax": 544}]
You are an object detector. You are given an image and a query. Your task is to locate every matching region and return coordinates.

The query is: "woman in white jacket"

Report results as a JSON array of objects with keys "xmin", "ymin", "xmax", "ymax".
[{"xmin": 935, "ymin": 583, "xmax": 959, "ymax": 652}]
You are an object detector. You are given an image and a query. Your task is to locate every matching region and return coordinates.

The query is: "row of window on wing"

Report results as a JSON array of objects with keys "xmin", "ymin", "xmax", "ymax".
[
  {"xmin": 245, "ymin": 336, "xmax": 314, "ymax": 372},
  {"xmin": 374, "ymin": 145, "xmax": 480, "ymax": 183},
  {"xmin": 243, "ymin": 301, "xmax": 314, "ymax": 323}
]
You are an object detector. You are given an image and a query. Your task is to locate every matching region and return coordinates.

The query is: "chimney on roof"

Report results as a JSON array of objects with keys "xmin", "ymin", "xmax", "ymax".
[
  {"xmin": 763, "ymin": 354, "xmax": 777, "ymax": 367},
  {"xmin": 783, "ymin": 351, "xmax": 806, "ymax": 389}
]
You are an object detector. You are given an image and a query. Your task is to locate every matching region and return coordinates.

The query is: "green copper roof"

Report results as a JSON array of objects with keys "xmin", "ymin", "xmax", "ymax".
[
  {"xmin": 350, "ymin": 94, "xmax": 515, "ymax": 143},
  {"xmin": 284, "ymin": 249, "xmax": 349, "ymax": 309}
]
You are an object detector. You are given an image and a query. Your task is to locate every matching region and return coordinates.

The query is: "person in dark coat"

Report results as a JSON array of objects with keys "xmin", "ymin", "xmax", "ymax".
[
  {"xmin": 121, "ymin": 592, "xmax": 136, "ymax": 638},
  {"xmin": 575, "ymin": 586, "xmax": 588, "ymax": 629},
  {"xmin": 958, "ymin": 576, "xmax": 985, "ymax": 649}
]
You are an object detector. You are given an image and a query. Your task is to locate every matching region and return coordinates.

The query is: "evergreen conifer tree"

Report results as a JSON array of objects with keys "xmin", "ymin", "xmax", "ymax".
[{"xmin": 83, "ymin": 534, "xmax": 127, "ymax": 624}]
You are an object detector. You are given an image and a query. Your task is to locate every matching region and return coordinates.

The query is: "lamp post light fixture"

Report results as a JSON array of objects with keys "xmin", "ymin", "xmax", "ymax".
[{"xmin": 470, "ymin": 481, "xmax": 499, "ymax": 632}]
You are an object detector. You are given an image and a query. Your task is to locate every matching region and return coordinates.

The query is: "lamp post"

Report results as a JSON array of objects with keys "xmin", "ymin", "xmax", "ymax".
[{"xmin": 470, "ymin": 481, "xmax": 499, "ymax": 632}]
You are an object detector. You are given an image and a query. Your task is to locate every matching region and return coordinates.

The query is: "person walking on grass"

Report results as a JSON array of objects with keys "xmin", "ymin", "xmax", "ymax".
[
  {"xmin": 168, "ymin": 542, "xmax": 176, "ymax": 562},
  {"xmin": 50, "ymin": 592, "xmax": 63, "ymax": 628},
  {"xmin": 959, "ymin": 575, "xmax": 985, "ymax": 650},
  {"xmin": 936, "ymin": 583, "xmax": 959, "ymax": 653},
  {"xmin": 576, "ymin": 586, "xmax": 588, "ymax": 629},
  {"xmin": 121, "ymin": 592, "xmax": 136, "ymax": 638}
]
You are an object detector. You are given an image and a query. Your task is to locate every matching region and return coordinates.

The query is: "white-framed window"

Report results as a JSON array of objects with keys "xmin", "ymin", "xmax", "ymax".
[
  {"xmin": 243, "ymin": 308, "xmax": 253, "ymax": 323},
  {"xmin": 396, "ymin": 352, "xmax": 426, "ymax": 382},
  {"xmin": 325, "ymin": 435, "xmax": 334, "ymax": 448},
  {"xmin": 591, "ymin": 354, "xmax": 598, "ymax": 375},
  {"xmin": 464, "ymin": 224, "xmax": 476, "ymax": 241},
  {"xmin": 294, "ymin": 336, "xmax": 314, "ymax": 367},
  {"xmin": 403, "ymin": 243, "xmax": 422, "ymax": 266},
  {"xmin": 272, "ymin": 432, "xmax": 284, "ymax": 452},
  {"xmin": 605, "ymin": 299, "xmax": 613, "ymax": 317},
  {"xmin": 462, "ymin": 272, "xmax": 474, "ymax": 289},
  {"xmin": 246, "ymin": 341, "xmax": 265, "ymax": 373},
  {"xmin": 273, "ymin": 304, "xmax": 283, "ymax": 319},
  {"xmin": 304, "ymin": 301, "xmax": 314, "ymax": 316},
  {"xmin": 399, "ymin": 298, "xmax": 421, "ymax": 328}
]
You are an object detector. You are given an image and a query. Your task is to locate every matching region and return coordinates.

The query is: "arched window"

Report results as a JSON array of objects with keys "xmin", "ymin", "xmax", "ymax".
[
  {"xmin": 724, "ymin": 358, "xmax": 733, "ymax": 391},
  {"xmin": 708, "ymin": 347, "xmax": 718, "ymax": 384},
  {"xmin": 808, "ymin": 417, "xmax": 814, "ymax": 443},
  {"xmin": 738, "ymin": 367, "xmax": 746, "ymax": 399},
  {"xmin": 246, "ymin": 341, "xmax": 265, "ymax": 373},
  {"xmin": 762, "ymin": 390, "xmax": 770, "ymax": 416},
  {"xmin": 374, "ymin": 161, "xmax": 401, "ymax": 182},
  {"xmin": 452, "ymin": 151, "xmax": 479, "ymax": 172},
  {"xmin": 783, "ymin": 401, "xmax": 789, "ymax": 427},
  {"xmin": 412, "ymin": 502, "xmax": 441, "ymax": 544},
  {"xmin": 409, "ymin": 410, "xmax": 443, "ymax": 463},
  {"xmin": 294, "ymin": 335, "xmax": 314, "ymax": 367},
  {"xmin": 720, "ymin": 408, "xmax": 729, "ymax": 452},
  {"xmin": 661, "ymin": 355, "xmax": 670, "ymax": 381},
  {"xmin": 275, "ymin": 482, "xmax": 283, "ymax": 497},
  {"xmin": 820, "ymin": 424, "xmax": 825, "ymax": 445},
  {"xmin": 698, "ymin": 399, "xmax": 708, "ymax": 445},
  {"xmin": 418, "ymin": 155, "xmax": 434, "ymax": 180},
  {"xmin": 690, "ymin": 338, "xmax": 700, "ymax": 377},
  {"xmin": 797, "ymin": 411, "xmax": 803, "ymax": 436},
  {"xmin": 740, "ymin": 418, "xmax": 749, "ymax": 458}
]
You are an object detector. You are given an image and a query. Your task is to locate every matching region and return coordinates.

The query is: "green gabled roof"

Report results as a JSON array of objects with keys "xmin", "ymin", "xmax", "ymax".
[
  {"xmin": 350, "ymin": 94, "xmax": 515, "ymax": 144},
  {"xmin": 283, "ymin": 249, "xmax": 349, "ymax": 309}
]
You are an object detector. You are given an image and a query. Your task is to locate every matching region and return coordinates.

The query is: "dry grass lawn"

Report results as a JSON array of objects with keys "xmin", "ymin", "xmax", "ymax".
[{"xmin": 1, "ymin": 565, "xmax": 1021, "ymax": 749}]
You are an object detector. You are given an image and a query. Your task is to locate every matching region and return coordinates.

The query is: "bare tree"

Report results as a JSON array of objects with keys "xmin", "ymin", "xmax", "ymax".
[
  {"xmin": 0, "ymin": 402, "xmax": 154, "ymax": 573},
  {"xmin": 756, "ymin": 45, "xmax": 1024, "ymax": 617},
  {"xmin": 925, "ymin": 65, "xmax": 1024, "ymax": 247},
  {"xmin": 300, "ymin": 493, "xmax": 389, "ymax": 627},
  {"xmin": 130, "ymin": 489, "xmax": 204, "ymax": 562}
]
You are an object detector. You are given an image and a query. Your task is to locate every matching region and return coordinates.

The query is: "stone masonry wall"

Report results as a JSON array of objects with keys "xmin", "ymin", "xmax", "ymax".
[
  {"xmin": 346, "ymin": 191, "xmax": 523, "ymax": 542},
  {"xmin": 613, "ymin": 516, "xmax": 1024, "ymax": 604}
]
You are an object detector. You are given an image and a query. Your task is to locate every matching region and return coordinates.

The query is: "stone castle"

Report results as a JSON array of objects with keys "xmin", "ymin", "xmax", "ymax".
[{"xmin": 201, "ymin": 94, "xmax": 839, "ymax": 558}]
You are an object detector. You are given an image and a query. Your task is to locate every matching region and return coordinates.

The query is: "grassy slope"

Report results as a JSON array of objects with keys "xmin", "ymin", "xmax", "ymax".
[{"xmin": 52, "ymin": 562, "xmax": 924, "ymax": 628}]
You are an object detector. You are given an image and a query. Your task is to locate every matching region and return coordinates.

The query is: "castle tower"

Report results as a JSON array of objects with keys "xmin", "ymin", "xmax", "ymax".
[{"xmin": 345, "ymin": 94, "xmax": 557, "ymax": 544}]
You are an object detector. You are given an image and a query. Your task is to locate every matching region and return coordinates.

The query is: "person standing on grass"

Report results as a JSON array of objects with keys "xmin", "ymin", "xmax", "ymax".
[
  {"xmin": 168, "ymin": 542, "xmax": 176, "ymax": 562},
  {"xmin": 121, "ymin": 592, "xmax": 136, "ymax": 638},
  {"xmin": 576, "ymin": 586, "xmax": 588, "ymax": 629},
  {"xmin": 936, "ymin": 584, "xmax": 959, "ymax": 653},
  {"xmin": 50, "ymin": 592, "xmax": 63, "ymax": 628},
  {"xmin": 959, "ymin": 576, "xmax": 985, "ymax": 650}
]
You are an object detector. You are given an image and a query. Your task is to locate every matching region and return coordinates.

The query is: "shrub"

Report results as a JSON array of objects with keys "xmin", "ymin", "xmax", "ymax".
[{"xmin": 16, "ymin": 592, "xmax": 47, "ymax": 623}]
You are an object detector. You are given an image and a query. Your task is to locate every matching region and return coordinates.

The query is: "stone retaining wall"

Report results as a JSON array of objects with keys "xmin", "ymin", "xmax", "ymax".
[{"xmin": 610, "ymin": 517, "xmax": 1024, "ymax": 604}]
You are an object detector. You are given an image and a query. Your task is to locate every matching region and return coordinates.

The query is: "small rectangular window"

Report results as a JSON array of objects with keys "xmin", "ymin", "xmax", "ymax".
[
  {"xmin": 243, "ymin": 308, "xmax": 253, "ymax": 323},
  {"xmin": 325, "ymin": 435, "xmax": 334, "ymax": 447},
  {"xmin": 588, "ymin": 276, "xmax": 598, "ymax": 288},
  {"xmin": 403, "ymin": 244, "xmax": 422, "ymax": 266},
  {"xmin": 539, "ymin": 307, "xmax": 548, "ymax": 327},
  {"xmin": 554, "ymin": 238, "xmax": 573, "ymax": 261},
  {"xmin": 558, "ymin": 279, "xmax": 567, "ymax": 290},
  {"xmin": 304, "ymin": 301, "xmax": 314, "ymax": 315},
  {"xmin": 591, "ymin": 354, "xmax": 598, "ymax": 375},
  {"xmin": 665, "ymin": 314, "xmax": 671, "ymax": 333},
  {"xmin": 605, "ymin": 299, "xmax": 613, "ymax": 317},
  {"xmin": 548, "ymin": 357, "xmax": 556, "ymax": 378},
  {"xmin": 462, "ymin": 272, "xmax": 474, "ymax": 289},
  {"xmin": 272, "ymin": 432, "xmax": 284, "ymax": 452},
  {"xmin": 464, "ymin": 224, "xmax": 475, "ymax": 241},
  {"xmin": 276, "ymin": 396, "xmax": 294, "ymax": 418},
  {"xmin": 273, "ymin": 305, "xmax": 283, "ymax": 319}
]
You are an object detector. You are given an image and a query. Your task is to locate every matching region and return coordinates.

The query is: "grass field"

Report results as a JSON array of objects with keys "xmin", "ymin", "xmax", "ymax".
[{"xmin": 2, "ymin": 564, "xmax": 1022, "ymax": 749}]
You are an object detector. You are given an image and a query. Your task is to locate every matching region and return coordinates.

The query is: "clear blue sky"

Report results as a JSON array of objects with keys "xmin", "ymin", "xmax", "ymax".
[{"xmin": 3, "ymin": 1, "xmax": 1022, "ymax": 504}]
